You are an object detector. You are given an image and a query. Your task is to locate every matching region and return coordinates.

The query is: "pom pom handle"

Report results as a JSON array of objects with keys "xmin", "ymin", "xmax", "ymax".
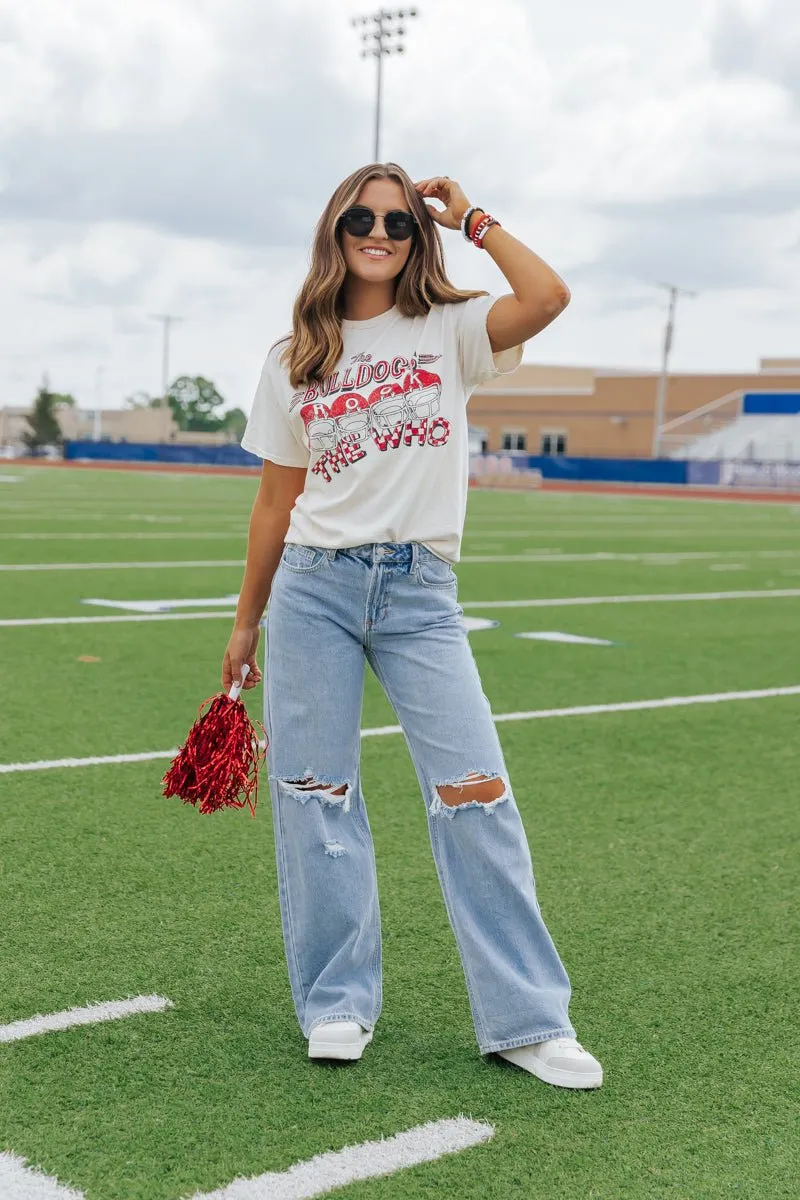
[{"xmin": 228, "ymin": 662, "xmax": 250, "ymax": 702}]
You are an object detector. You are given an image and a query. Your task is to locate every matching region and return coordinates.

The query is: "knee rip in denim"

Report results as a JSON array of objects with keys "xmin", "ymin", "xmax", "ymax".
[
  {"xmin": 429, "ymin": 772, "xmax": 510, "ymax": 819},
  {"xmin": 277, "ymin": 775, "xmax": 352, "ymax": 814}
]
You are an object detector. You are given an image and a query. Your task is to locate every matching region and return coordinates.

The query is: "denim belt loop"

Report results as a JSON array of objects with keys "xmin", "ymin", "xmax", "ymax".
[{"xmin": 410, "ymin": 542, "xmax": 420, "ymax": 575}]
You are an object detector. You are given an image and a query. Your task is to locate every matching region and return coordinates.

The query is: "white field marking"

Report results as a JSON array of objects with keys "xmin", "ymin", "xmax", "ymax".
[
  {"xmin": 462, "ymin": 616, "xmax": 500, "ymax": 632},
  {"xmin": 0, "ymin": 560, "xmax": 245, "ymax": 572},
  {"xmin": 0, "ymin": 532, "xmax": 245, "ymax": 541},
  {"xmin": 0, "ymin": 612, "xmax": 237, "ymax": 628},
  {"xmin": 360, "ymin": 686, "xmax": 800, "ymax": 737},
  {"xmin": 83, "ymin": 596, "xmax": 239, "ymax": 613},
  {"xmin": 709, "ymin": 563, "xmax": 747, "ymax": 571},
  {"xmin": 4, "ymin": 588, "xmax": 800, "ymax": 630},
  {"xmin": 0, "ymin": 475, "xmax": 23, "ymax": 484},
  {"xmin": 80, "ymin": 600, "xmax": 498, "ymax": 622},
  {"xmin": 469, "ymin": 492, "xmax": 800, "ymax": 509},
  {"xmin": 0, "ymin": 1153, "xmax": 84, "ymax": 1199},
  {"xmin": 3, "ymin": 549, "xmax": 798, "ymax": 573},
  {"xmin": 515, "ymin": 631, "xmax": 614, "ymax": 646},
  {"xmin": 467, "ymin": 527, "xmax": 800, "ymax": 539},
  {"xmin": 0, "ymin": 995, "xmax": 173, "ymax": 1043},
  {"xmin": 458, "ymin": 549, "xmax": 800, "ymax": 565},
  {"xmin": 187, "ymin": 1118, "xmax": 494, "ymax": 1200},
  {"xmin": 3, "ymin": 686, "xmax": 800, "ymax": 774},
  {"xmin": 460, "ymin": 589, "xmax": 800, "ymax": 609},
  {"xmin": 0, "ymin": 749, "xmax": 181, "ymax": 772}
]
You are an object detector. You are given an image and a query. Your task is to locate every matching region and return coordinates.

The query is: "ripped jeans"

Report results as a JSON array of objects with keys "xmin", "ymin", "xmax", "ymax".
[{"xmin": 264, "ymin": 541, "xmax": 576, "ymax": 1055}]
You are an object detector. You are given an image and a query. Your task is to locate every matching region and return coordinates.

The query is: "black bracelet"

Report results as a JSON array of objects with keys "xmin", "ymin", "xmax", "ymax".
[{"xmin": 460, "ymin": 207, "xmax": 484, "ymax": 242}]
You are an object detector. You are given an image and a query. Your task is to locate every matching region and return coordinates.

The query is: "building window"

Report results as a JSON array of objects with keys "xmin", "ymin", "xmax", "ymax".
[
  {"xmin": 540, "ymin": 430, "xmax": 567, "ymax": 456},
  {"xmin": 501, "ymin": 430, "xmax": 527, "ymax": 451}
]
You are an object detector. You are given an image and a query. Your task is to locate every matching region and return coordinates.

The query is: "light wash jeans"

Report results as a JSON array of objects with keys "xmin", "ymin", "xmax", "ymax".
[{"xmin": 264, "ymin": 541, "xmax": 576, "ymax": 1055}]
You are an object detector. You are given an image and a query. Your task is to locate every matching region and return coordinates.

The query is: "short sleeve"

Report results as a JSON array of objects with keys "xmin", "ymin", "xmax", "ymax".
[
  {"xmin": 454, "ymin": 294, "xmax": 524, "ymax": 392},
  {"xmin": 241, "ymin": 344, "xmax": 310, "ymax": 468}
]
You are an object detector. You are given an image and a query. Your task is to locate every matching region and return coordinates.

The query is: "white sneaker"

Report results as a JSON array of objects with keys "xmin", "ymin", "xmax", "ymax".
[
  {"xmin": 497, "ymin": 1036, "xmax": 603, "ymax": 1089},
  {"xmin": 308, "ymin": 1020, "xmax": 373, "ymax": 1061}
]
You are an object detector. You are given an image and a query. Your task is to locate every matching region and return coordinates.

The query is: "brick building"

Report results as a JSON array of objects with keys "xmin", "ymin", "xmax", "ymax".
[{"xmin": 468, "ymin": 358, "xmax": 800, "ymax": 459}]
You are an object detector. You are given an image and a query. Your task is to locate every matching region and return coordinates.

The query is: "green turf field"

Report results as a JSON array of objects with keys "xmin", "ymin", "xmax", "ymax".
[{"xmin": 1, "ymin": 465, "xmax": 798, "ymax": 1199}]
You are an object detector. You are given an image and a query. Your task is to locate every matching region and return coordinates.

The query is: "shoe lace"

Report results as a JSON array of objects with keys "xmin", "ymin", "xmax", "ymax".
[{"xmin": 553, "ymin": 1037, "xmax": 585, "ymax": 1052}]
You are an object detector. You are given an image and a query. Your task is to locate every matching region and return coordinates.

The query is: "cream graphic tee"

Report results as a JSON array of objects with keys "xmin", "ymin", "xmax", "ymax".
[{"xmin": 241, "ymin": 294, "xmax": 522, "ymax": 562}]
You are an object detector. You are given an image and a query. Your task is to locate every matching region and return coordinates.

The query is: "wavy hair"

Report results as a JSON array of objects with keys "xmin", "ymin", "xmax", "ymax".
[{"xmin": 281, "ymin": 162, "xmax": 487, "ymax": 389}]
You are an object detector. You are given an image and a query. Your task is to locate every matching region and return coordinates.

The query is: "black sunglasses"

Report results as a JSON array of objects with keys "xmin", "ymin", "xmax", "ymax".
[{"xmin": 338, "ymin": 206, "xmax": 418, "ymax": 241}]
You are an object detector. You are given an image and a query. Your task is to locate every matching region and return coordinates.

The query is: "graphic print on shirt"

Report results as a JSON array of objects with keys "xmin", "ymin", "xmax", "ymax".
[{"xmin": 291, "ymin": 353, "xmax": 447, "ymax": 483}]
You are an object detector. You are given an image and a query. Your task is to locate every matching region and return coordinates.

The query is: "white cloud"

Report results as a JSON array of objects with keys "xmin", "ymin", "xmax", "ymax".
[{"xmin": 1, "ymin": 0, "xmax": 798, "ymax": 414}]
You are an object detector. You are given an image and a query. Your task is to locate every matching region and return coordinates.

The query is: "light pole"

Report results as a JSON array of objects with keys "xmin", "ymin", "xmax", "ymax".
[
  {"xmin": 149, "ymin": 313, "xmax": 183, "ymax": 440},
  {"xmin": 652, "ymin": 282, "xmax": 697, "ymax": 458},
  {"xmin": 149, "ymin": 313, "xmax": 183, "ymax": 404},
  {"xmin": 93, "ymin": 365, "xmax": 105, "ymax": 442},
  {"xmin": 352, "ymin": 8, "xmax": 418, "ymax": 162}
]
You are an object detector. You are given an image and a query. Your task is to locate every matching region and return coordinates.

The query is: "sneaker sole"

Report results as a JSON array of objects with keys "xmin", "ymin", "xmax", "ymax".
[
  {"xmin": 308, "ymin": 1029, "xmax": 373, "ymax": 1061},
  {"xmin": 498, "ymin": 1046, "xmax": 603, "ymax": 1089}
]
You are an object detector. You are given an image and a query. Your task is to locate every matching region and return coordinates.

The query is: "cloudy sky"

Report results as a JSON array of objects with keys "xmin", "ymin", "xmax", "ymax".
[{"xmin": 2, "ymin": 0, "xmax": 798, "ymax": 414}]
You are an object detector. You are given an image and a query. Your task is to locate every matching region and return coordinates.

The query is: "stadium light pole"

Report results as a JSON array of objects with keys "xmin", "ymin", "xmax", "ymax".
[
  {"xmin": 652, "ymin": 282, "xmax": 697, "ymax": 458},
  {"xmin": 149, "ymin": 313, "xmax": 184, "ymax": 403},
  {"xmin": 352, "ymin": 8, "xmax": 418, "ymax": 162},
  {"xmin": 149, "ymin": 313, "xmax": 184, "ymax": 440}
]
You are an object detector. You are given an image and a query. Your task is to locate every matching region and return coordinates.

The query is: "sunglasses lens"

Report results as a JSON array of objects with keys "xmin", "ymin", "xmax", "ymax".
[
  {"xmin": 341, "ymin": 208, "xmax": 374, "ymax": 237},
  {"xmin": 385, "ymin": 211, "xmax": 414, "ymax": 240}
]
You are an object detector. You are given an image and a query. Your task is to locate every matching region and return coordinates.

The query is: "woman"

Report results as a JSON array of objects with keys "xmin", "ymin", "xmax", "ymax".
[{"xmin": 223, "ymin": 163, "xmax": 602, "ymax": 1090}]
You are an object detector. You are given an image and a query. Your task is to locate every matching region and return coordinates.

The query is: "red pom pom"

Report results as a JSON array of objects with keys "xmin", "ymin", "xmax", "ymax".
[{"xmin": 162, "ymin": 691, "xmax": 266, "ymax": 816}]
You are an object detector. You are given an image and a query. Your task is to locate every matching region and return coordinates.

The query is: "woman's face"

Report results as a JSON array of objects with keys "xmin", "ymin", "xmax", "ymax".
[{"xmin": 339, "ymin": 177, "xmax": 415, "ymax": 284}]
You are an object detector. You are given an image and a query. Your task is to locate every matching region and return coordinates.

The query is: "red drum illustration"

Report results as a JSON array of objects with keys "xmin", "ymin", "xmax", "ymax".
[
  {"xmin": 404, "ymin": 368, "xmax": 442, "ymax": 419},
  {"xmin": 331, "ymin": 392, "xmax": 371, "ymax": 441},
  {"xmin": 369, "ymin": 382, "xmax": 406, "ymax": 430}
]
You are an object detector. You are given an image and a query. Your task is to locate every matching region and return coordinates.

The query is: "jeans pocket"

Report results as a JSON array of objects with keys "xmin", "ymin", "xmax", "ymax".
[
  {"xmin": 414, "ymin": 546, "xmax": 457, "ymax": 589},
  {"xmin": 281, "ymin": 543, "xmax": 327, "ymax": 573}
]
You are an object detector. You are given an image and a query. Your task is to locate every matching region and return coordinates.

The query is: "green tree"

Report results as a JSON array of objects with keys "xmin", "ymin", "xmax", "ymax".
[
  {"xmin": 167, "ymin": 375, "xmax": 228, "ymax": 432},
  {"xmin": 125, "ymin": 378, "xmax": 242, "ymax": 438},
  {"xmin": 222, "ymin": 406, "xmax": 247, "ymax": 440},
  {"xmin": 124, "ymin": 390, "xmax": 156, "ymax": 410},
  {"xmin": 22, "ymin": 377, "xmax": 67, "ymax": 455}
]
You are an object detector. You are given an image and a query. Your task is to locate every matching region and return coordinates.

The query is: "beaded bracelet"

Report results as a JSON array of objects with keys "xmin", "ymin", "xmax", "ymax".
[
  {"xmin": 471, "ymin": 213, "xmax": 500, "ymax": 248},
  {"xmin": 460, "ymin": 206, "xmax": 484, "ymax": 241}
]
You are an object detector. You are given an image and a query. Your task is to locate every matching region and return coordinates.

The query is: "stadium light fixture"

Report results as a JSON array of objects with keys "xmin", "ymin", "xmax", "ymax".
[{"xmin": 351, "ymin": 8, "xmax": 419, "ymax": 162}]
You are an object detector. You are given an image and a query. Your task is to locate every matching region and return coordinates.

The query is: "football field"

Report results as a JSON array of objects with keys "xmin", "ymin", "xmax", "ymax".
[{"xmin": 1, "ymin": 465, "xmax": 798, "ymax": 1199}]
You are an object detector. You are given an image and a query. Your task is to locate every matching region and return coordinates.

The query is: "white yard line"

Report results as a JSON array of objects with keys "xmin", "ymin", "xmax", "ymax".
[
  {"xmin": 3, "ymin": 686, "xmax": 799, "ymax": 774},
  {"xmin": 0, "ymin": 1154, "xmax": 84, "ymax": 1200},
  {"xmin": 460, "ymin": 589, "xmax": 800, "ymax": 609},
  {"xmin": 0, "ymin": 560, "xmax": 244, "ymax": 572},
  {"xmin": 0, "ymin": 533, "xmax": 244, "ymax": 541},
  {"xmin": 0, "ymin": 612, "xmax": 236, "ymax": 628},
  {"xmin": 3, "ymin": 588, "xmax": 800, "ymax": 628},
  {"xmin": 0, "ymin": 995, "xmax": 173, "ymax": 1044},
  {"xmin": 2, "ymin": 549, "xmax": 797, "ymax": 572},
  {"xmin": 460, "ymin": 550, "xmax": 799, "ymax": 564},
  {"xmin": 186, "ymin": 1118, "xmax": 494, "ymax": 1200},
  {"xmin": 483, "ymin": 549, "xmax": 799, "ymax": 561},
  {"xmin": 0, "ymin": 1119, "xmax": 493, "ymax": 1200}
]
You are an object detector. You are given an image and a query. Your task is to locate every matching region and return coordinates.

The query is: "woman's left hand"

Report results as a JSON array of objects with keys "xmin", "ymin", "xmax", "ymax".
[{"xmin": 414, "ymin": 177, "xmax": 472, "ymax": 230}]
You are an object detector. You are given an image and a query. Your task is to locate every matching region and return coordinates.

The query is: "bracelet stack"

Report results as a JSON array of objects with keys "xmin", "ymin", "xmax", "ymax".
[
  {"xmin": 460, "ymin": 206, "xmax": 484, "ymax": 240},
  {"xmin": 470, "ymin": 212, "xmax": 500, "ymax": 248},
  {"xmin": 460, "ymin": 206, "xmax": 501, "ymax": 248}
]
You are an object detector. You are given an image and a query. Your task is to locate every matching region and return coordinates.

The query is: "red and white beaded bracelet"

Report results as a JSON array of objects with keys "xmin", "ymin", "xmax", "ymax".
[{"xmin": 471, "ymin": 212, "xmax": 500, "ymax": 248}]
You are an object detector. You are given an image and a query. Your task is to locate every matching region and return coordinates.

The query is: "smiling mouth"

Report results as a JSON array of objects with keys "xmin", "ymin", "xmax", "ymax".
[{"xmin": 360, "ymin": 248, "xmax": 391, "ymax": 258}]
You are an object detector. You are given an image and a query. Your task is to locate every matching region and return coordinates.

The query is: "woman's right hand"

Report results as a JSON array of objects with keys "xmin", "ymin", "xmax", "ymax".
[{"xmin": 223, "ymin": 624, "xmax": 262, "ymax": 691}]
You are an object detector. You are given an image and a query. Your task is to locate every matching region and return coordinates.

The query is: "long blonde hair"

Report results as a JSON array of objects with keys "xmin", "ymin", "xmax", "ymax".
[{"xmin": 281, "ymin": 162, "xmax": 486, "ymax": 389}]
